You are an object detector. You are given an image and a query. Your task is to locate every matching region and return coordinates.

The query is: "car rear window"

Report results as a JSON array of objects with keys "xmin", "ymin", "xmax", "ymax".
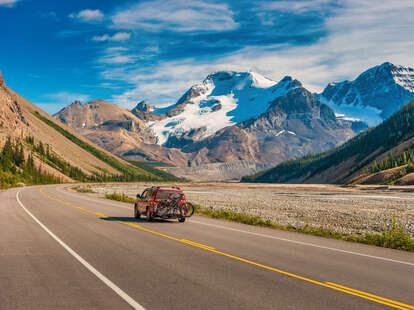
[{"xmin": 156, "ymin": 190, "xmax": 183, "ymax": 199}]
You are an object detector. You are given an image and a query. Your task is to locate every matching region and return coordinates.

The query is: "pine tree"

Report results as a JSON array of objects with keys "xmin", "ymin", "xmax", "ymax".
[
  {"xmin": 372, "ymin": 161, "xmax": 379, "ymax": 173},
  {"xmin": 14, "ymin": 142, "xmax": 25, "ymax": 167}
]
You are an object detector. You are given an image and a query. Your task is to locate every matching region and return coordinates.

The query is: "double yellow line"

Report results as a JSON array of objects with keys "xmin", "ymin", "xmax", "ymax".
[{"xmin": 39, "ymin": 188, "xmax": 413, "ymax": 310}]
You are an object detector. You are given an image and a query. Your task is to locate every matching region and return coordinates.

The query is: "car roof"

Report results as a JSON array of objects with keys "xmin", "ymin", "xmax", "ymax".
[{"xmin": 146, "ymin": 186, "xmax": 183, "ymax": 192}]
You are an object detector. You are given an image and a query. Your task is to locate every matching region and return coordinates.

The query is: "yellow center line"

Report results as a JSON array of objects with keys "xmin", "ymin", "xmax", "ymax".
[
  {"xmin": 180, "ymin": 239, "xmax": 216, "ymax": 250},
  {"xmin": 38, "ymin": 188, "xmax": 413, "ymax": 310},
  {"xmin": 325, "ymin": 282, "xmax": 414, "ymax": 310}
]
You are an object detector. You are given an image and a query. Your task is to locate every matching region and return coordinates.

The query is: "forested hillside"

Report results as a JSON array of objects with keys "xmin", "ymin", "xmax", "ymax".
[
  {"xmin": 242, "ymin": 101, "xmax": 414, "ymax": 184},
  {"xmin": 0, "ymin": 137, "xmax": 61, "ymax": 188}
]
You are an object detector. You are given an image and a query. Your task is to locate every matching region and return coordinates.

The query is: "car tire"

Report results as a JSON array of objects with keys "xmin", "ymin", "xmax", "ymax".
[
  {"xmin": 134, "ymin": 205, "xmax": 140, "ymax": 219},
  {"xmin": 178, "ymin": 217, "xmax": 185, "ymax": 223},
  {"xmin": 146, "ymin": 207, "xmax": 152, "ymax": 222}
]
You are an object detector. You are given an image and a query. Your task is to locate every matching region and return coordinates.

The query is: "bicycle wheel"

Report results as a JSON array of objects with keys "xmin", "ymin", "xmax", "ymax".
[{"xmin": 183, "ymin": 202, "xmax": 195, "ymax": 217}]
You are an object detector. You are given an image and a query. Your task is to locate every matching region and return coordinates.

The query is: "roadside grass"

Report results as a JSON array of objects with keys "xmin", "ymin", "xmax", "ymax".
[
  {"xmin": 73, "ymin": 188, "xmax": 414, "ymax": 252},
  {"xmin": 194, "ymin": 205, "xmax": 414, "ymax": 252},
  {"xmin": 105, "ymin": 192, "xmax": 136, "ymax": 204},
  {"xmin": 72, "ymin": 186, "xmax": 96, "ymax": 194}
]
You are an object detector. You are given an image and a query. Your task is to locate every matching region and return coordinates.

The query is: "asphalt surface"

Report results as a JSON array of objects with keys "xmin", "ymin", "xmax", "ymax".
[{"xmin": 1, "ymin": 184, "xmax": 413, "ymax": 310}]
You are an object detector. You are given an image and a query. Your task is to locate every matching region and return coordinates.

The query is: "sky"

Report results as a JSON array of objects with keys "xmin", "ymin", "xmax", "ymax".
[{"xmin": 1, "ymin": 0, "xmax": 414, "ymax": 114}]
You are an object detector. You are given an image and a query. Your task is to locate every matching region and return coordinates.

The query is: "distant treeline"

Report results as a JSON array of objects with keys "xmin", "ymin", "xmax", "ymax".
[{"xmin": 366, "ymin": 149, "xmax": 414, "ymax": 174}]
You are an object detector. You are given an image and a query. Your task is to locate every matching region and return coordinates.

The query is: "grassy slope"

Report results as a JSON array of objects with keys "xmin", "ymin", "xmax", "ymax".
[
  {"xmin": 32, "ymin": 111, "xmax": 175, "ymax": 182},
  {"xmin": 243, "ymin": 101, "xmax": 414, "ymax": 183}
]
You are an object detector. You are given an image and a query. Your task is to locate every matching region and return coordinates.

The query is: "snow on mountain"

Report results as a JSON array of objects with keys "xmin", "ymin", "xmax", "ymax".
[
  {"xmin": 148, "ymin": 71, "xmax": 301, "ymax": 145},
  {"xmin": 320, "ymin": 62, "xmax": 414, "ymax": 126},
  {"xmin": 391, "ymin": 64, "xmax": 414, "ymax": 92}
]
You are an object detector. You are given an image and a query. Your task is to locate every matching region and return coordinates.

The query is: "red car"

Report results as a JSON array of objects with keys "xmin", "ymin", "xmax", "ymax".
[{"xmin": 134, "ymin": 186, "xmax": 194, "ymax": 222}]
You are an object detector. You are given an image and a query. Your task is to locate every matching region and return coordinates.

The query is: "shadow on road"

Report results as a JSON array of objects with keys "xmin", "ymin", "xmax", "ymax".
[{"xmin": 100, "ymin": 216, "xmax": 176, "ymax": 224}]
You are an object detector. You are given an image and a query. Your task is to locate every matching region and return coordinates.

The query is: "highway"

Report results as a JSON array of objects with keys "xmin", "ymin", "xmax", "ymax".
[{"xmin": 1, "ymin": 184, "xmax": 413, "ymax": 310}]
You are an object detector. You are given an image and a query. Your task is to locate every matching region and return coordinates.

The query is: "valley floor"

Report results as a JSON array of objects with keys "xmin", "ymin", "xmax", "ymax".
[{"xmin": 75, "ymin": 182, "xmax": 414, "ymax": 238}]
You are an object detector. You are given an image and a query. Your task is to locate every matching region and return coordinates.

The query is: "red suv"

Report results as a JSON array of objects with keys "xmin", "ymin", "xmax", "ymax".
[{"xmin": 134, "ymin": 186, "xmax": 194, "ymax": 222}]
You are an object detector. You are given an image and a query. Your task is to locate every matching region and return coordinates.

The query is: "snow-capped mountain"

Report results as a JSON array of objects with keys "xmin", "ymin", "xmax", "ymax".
[
  {"xmin": 320, "ymin": 62, "xmax": 414, "ymax": 126},
  {"xmin": 55, "ymin": 70, "xmax": 365, "ymax": 180},
  {"xmin": 139, "ymin": 71, "xmax": 302, "ymax": 146},
  {"xmin": 180, "ymin": 87, "xmax": 360, "ymax": 166}
]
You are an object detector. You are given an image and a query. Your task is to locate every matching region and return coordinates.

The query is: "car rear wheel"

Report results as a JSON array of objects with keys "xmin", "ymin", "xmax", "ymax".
[
  {"xmin": 146, "ymin": 207, "xmax": 152, "ymax": 222},
  {"xmin": 178, "ymin": 217, "xmax": 185, "ymax": 223},
  {"xmin": 134, "ymin": 205, "xmax": 140, "ymax": 219}
]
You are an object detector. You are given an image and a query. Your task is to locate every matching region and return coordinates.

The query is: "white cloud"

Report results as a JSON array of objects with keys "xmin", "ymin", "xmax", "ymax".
[
  {"xmin": 103, "ymin": 0, "xmax": 414, "ymax": 108},
  {"xmin": 99, "ymin": 47, "xmax": 134, "ymax": 64},
  {"xmin": 0, "ymin": 0, "xmax": 19, "ymax": 7},
  {"xmin": 104, "ymin": 55, "xmax": 134, "ymax": 64},
  {"xmin": 93, "ymin": 32, "xmax": 131, "ymax": 42},
  {"xmin": 69, "ymin": 9, "xmax": 104, "ymax": 23},
  {"xmin": 111, "ymin": 0, "xmax": 238, "ymax": 32},
  {"xmin": 257, "ymin": 0, "xmax": 334, "ymax": 13}
]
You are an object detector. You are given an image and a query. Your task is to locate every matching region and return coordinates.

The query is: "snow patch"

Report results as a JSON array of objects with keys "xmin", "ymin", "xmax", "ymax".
[
  {"xmin": 320, "ymin": 95, "xmax": 382, "ymax": 126},
  {"xmin": 275, "ymin": 130, "xmax": 296, "ymax": 137}
]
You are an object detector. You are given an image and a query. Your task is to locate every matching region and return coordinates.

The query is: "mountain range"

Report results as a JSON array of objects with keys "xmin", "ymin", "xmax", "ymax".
[{"xmin": 54, "ymin": 62, "xmax": 414, "ymax": 180}]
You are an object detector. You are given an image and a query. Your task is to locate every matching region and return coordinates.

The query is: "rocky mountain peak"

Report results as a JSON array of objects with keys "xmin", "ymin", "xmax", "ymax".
[
  {"xmin": 276, "ymin": 76, "xmax": 302, "ymax": 91},
  {"xmin": 70, "ymin": 100, "xmax": 83, "ymax": 106},
  {"xmin": 129, "ymin": 100, "xmax": 163, "ymax": 121},
  {"xmin": 271, "ymin": 87, "xmax": 332, "ymax": 117},
  {"xmin": 131, "ymin": 100, "xmax": 153, "ymax": 113},
  {"xmin": 321, "ymin": 62, "xmax": 414, "ymax": 125},
  {"xmin": 357, "ymin": 62, "xmax": 413, "ymax": 87}
]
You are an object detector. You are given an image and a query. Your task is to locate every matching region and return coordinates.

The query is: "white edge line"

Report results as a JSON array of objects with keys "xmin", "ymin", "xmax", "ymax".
[
  {"xmin": 190, "ymin": 220, "xmax": 414, "ymax": 267},
  {"xmin": 16, "ymin": 190, "xmax": 145, "ymax": 310},
  {"xmin": 58, "ymin": 186, "xmax": 414, "ymax": 267}
]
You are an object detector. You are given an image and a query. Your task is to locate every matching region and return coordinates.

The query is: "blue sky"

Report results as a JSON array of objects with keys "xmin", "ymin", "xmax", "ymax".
[{"xmin": 1, "ymin": 0, "xmax": 414, "ymax": 114}]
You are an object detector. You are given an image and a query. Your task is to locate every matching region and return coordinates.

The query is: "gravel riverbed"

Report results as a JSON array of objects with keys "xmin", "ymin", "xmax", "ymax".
[{"xmin": 78, "ymin": 183, "xmax": 414, "ymax": 237}]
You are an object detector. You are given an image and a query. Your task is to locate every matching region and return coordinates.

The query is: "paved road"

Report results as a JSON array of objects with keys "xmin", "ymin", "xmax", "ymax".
[{"xmin": 1, "ymin": 184, "xmax": 413, "ymax": 310}]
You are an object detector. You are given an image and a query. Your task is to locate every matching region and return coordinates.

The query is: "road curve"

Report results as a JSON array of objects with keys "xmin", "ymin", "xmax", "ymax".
[{"xmin": 1, "ymin": 184, "xmax": 413, "ymax": 310}]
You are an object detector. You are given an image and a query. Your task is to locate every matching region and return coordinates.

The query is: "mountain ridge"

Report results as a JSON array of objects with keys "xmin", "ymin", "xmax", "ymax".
[
  {"xmin": 320, "ymin": 62, "xmax": 414, "ymax": 125},
  {"xmin": 242, "ymin": 101, "xmax": 414, "ymax": 184}
]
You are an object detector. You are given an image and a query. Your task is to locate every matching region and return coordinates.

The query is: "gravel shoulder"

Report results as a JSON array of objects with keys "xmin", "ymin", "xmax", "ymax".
[{"xmin": 74, "ymin": 183, "xmax": 414, "ymax": 237}]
